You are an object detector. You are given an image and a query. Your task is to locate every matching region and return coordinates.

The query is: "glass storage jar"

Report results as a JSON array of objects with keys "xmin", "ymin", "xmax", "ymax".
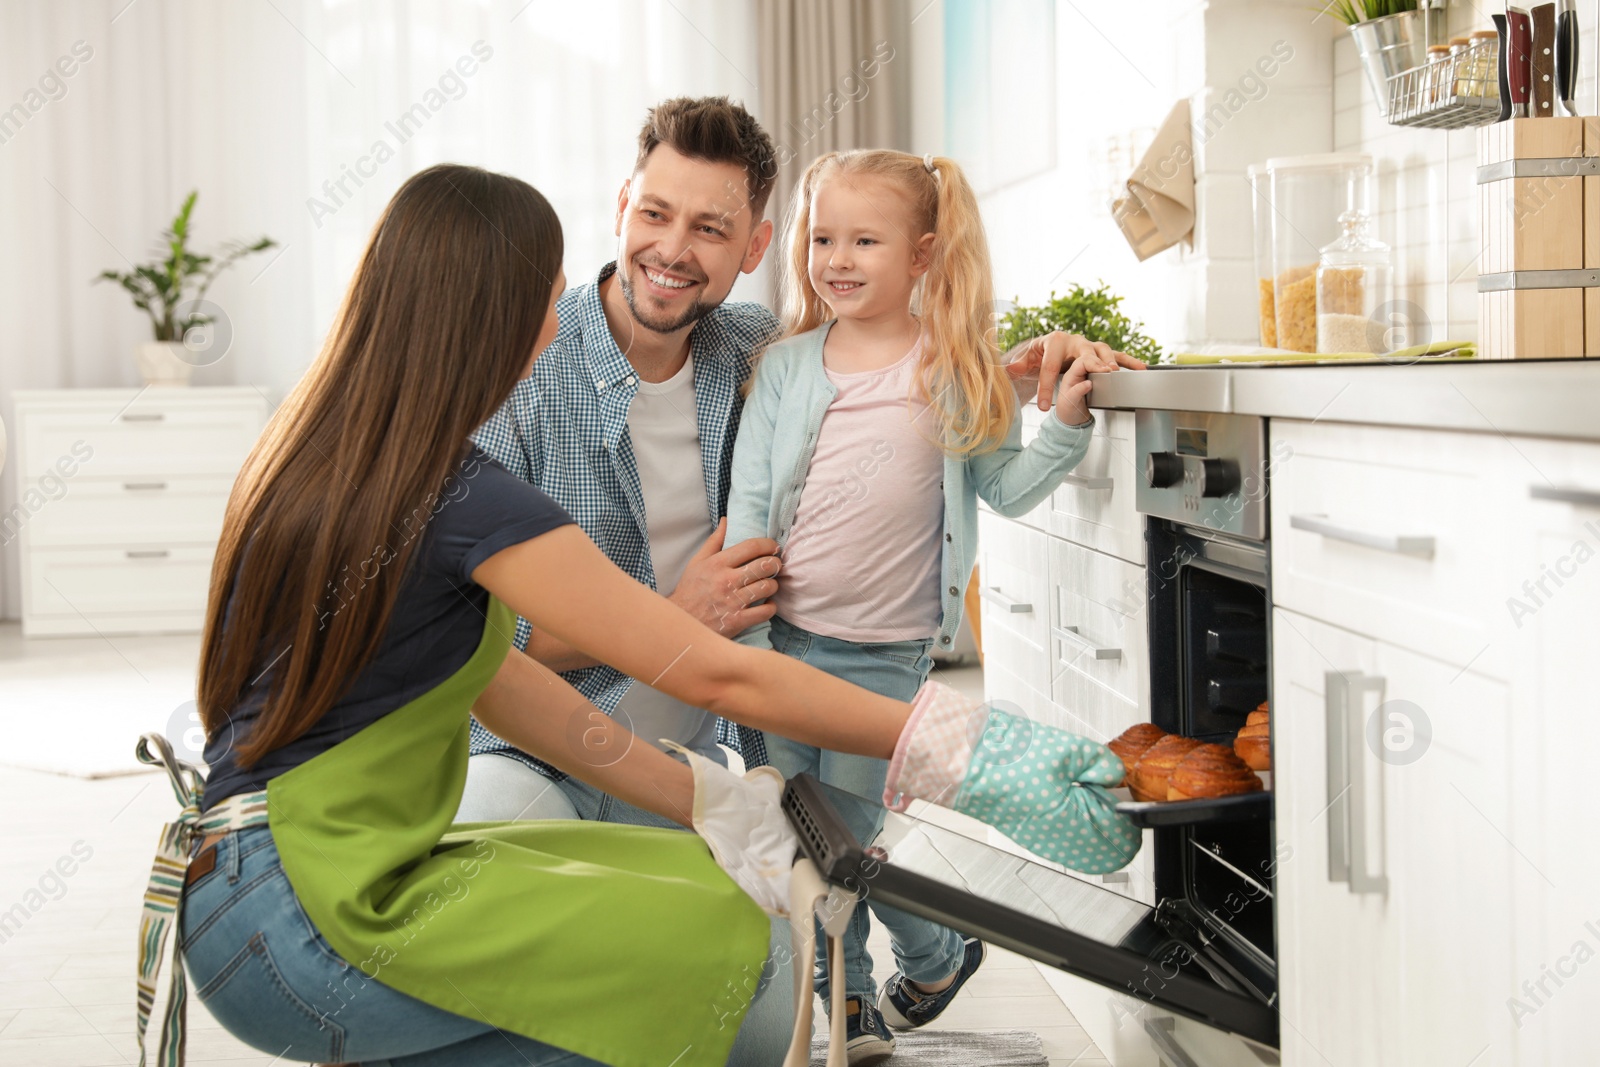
[
  {"xmin": 1315, "ymin": 209, "xmax": 1392, "ymax": 354},
  {"xmin": 1265, "ymin": 154, "xmax": 1374, "ymax": 352},
  {"xmin": 1249, "ymin": 163, "xmax": 1275, "ymax": 347}
]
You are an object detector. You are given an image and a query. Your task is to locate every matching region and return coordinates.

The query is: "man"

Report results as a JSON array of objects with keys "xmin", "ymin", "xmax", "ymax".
[{"xmin": 459, "ymin": 96, "xmax": 786, "ymax": 825}]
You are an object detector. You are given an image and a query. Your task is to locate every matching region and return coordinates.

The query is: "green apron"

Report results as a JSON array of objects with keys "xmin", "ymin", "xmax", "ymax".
[{"xmin": 266, "ymin": 597, "xmax": 770, "ymax": 1067}]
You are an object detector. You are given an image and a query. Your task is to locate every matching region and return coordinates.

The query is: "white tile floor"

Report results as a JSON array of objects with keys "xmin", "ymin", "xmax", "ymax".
[{"xmin": 0, "ymin": 625, "xmax": 1106, "ymax": 1065}]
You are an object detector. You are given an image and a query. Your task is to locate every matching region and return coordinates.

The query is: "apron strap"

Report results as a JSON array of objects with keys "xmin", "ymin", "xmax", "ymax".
[{"xmin": 133, "ymin": 732, "xmax": 270, "ymax": 1067}]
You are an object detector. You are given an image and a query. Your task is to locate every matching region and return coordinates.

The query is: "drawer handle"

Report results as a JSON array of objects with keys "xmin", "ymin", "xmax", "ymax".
[
  {"xmin": 1052, "ymin": 625, "xmax": 1122, "ymax": 661},
  {"xmin": 1060, "ymin": 472, "xmax": 1114, "ymax": 491},
  {"xmin": 125, "ymin": 549, "xmax": 171, "ymax": 559},
  {"xmin": 121, "ymin": 413, "xmax": 166, "ymax": 422},
  {"xmin": 979, "ymin": 586, "xmax": 1032, "ymax": 614},
  {"xmin": 1289, "ymin": 513, "xmax": 1436, "ymax": 559},
  {"xmin": 123, "ymin": 482, "xmax": 168, "ymax": 492},
  {"xmin": 1531, "ymin": 484, "xmax": 1600, "ymax": 509},
  {"xmin": 1099, "ymin": 871, "xmax": 1129, "ymax": 884}
]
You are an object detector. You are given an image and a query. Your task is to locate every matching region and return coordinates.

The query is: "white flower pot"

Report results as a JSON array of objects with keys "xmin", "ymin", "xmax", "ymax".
[{"xmin": 136, "ymin": 341, "xmax": 194, "ymax": 386}]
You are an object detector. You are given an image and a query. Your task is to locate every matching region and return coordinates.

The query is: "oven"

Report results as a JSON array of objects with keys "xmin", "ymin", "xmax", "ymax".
[{"xmin": 1127, "ymin": 409, "xmax": 1280, "ymax": 1056}]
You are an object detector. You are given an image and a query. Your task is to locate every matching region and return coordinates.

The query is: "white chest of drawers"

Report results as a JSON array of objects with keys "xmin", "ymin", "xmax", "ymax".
[{"xmin": 9, "ymin": 388, "xmax": 269, "ymax": 636}]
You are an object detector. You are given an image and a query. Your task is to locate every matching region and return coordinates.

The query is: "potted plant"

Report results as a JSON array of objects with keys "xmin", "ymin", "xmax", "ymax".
[
  {"xmin": 1324, "ymin": 1, "xmax": 1431, "ymax": 118},
  {"xmin": 96, "ymin": 191, "xmax": 276, "ymax": 385},
  {"xmin": 996, "ymin": 282, "xmax": 1165, "ymax": 366}
]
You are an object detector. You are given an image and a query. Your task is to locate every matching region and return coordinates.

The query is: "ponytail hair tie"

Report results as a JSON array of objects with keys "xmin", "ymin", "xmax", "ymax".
[{"xmin": 923, "ymin": 152, "xmax": 938, "ymax": 178}]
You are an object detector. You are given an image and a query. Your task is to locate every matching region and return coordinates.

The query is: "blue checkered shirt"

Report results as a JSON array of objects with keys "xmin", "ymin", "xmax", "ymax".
[{"xmin": 468, "ymin": 261, "xmax": 781, "ymax": 778}]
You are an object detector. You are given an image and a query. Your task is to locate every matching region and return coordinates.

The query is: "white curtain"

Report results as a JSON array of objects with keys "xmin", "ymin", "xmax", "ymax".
[{"xmin": 0, "ymin": 0, "xmax": 764, "ymax": 618}]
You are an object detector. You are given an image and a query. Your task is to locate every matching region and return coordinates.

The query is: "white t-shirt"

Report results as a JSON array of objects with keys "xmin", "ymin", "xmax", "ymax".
[{"xmin": 613, "ymin": 353, "xmax": 722, "ymax": 759}]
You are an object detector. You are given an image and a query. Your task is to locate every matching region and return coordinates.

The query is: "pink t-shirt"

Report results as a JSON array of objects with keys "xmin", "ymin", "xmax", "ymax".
[{"xmin": 774, "ymin": 344, "xmax": 945, "ymax": 643}]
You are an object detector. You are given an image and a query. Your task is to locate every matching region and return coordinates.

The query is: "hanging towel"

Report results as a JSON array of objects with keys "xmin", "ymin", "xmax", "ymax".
[{"xmin": 1112, "ymin": 99, "xmax": 1196, "ymax": 261}]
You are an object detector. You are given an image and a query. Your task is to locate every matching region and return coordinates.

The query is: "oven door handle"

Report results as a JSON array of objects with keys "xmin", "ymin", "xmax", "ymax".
[
  {"xmin": 1327, "ymin": 670, "xmax": 1390, "ymax": 896},
  {"xmin": 1052, "ymin": 625, "xmax": 1122, "ymax": 661},
  {"xmin": 1290, "ymin": 513, "xmax": 1436, "ymax": 559},
  {"xmin": 1060, "ymin": 472, "xmax": 1114, "ymax": 491},
  {"xmin": 980, "ymin": 586, "xmax": 1033, "ymax": 614}
]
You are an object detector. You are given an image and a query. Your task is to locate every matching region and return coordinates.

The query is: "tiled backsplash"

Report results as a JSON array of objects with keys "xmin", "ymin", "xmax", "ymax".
[{"xmin": 1332, "ymin": 8, "xmax": 1600, "ymax": 348}]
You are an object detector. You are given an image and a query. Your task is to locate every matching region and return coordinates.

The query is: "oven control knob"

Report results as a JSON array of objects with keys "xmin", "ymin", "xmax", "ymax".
[
  {"xmin": 1199, "ymin": 458, "xmax": 1240, "ymax": 497},
  {"xmin": 1146, "ymin": 451, "xmax": 1184, "ymax": 489}
]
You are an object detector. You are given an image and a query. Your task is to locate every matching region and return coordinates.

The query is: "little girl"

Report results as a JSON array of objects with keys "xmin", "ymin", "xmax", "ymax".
[{"xmin": 726, "ymin": 149, "xmax": 1130, "ymax": 1064}]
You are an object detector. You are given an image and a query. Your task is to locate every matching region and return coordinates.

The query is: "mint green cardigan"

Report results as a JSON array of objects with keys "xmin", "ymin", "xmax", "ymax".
[{"xmin": 725, "ymin": 320, "xmax": 1094, "ymax": 653}]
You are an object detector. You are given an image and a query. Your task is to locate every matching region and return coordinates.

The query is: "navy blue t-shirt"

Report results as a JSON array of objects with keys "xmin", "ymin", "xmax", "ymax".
[{"xmin": 201, "ymin": 447, "xmax": 574, "ymax": 811}]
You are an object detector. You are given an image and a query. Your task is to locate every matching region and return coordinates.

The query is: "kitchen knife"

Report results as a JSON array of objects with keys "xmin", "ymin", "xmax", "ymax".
[
  {"xmin": 1556, "ymin": 0, "xmax": 1579, "ymax": 115},
  {"xmin": 1494, "ymin": 13, "xmax": 1514, "ymax": 120},
  {"xmin": 1508, "ymin": 6, "xmax": 1533, "ymax": 117},
  {"xmin": 1532, "ymin": 3, "xmax": 1558, "ymax": 114}
]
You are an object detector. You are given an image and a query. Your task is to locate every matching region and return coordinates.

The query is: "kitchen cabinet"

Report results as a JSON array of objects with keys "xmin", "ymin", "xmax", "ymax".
[
  {"xmin": 976, "ymin": 509, "xmax": 1052, "ymax": 696},
  {"xmin": 1269, "ymin": 419, "xmax": 1521, "ymax": 681},
  {"xmin": 1045, "ymin": 409, "xmax": 1145, "ymax": 565},
  {"xmin": 1273, "ymin": 606, "xmax": 1515, "ymax": 1067},
  {"xmin": 1504, "ymin": 439, "xmax": 1600, "ymax": 1066}
]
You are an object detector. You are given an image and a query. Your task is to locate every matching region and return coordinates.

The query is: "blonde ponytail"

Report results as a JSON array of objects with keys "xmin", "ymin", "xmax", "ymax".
[{"xmin": 764, "ymin": 149, "xmax": 1013, "ymax": 454}]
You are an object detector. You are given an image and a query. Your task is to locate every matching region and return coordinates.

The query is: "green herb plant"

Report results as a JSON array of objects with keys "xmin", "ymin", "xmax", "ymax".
[
  {"xmin": 996, "ymin": 282, "xmax": 1164, "ymax": 365},
  {"xmin": 96, "ymin": 191, "xmax": 277, "ymax": 343},
  {"xmin": 1319, "ymin": 0, "xmax": 1416, "ymax": 26}
]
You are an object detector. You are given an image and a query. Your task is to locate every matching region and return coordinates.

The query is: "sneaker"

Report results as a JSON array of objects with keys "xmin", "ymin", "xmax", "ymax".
[
  {"xmin": 877, "ymin": 936, "xmax": 988, "ymax": 1030},
  {"xmin": 837, "ymin": 996, "xmax": 896, "ymax": 1066}
]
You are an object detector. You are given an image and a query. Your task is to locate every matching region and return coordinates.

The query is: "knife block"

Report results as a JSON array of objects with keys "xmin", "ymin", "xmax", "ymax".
[{"xmin": 1477, "ymin": 117, "xmax": 1598, "ymax": 358}]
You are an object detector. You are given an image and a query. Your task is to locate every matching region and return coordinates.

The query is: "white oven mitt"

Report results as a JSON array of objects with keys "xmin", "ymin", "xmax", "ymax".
[{"xmin": 663, "ymin": 741, "xmax": 798, "ymax": 917}]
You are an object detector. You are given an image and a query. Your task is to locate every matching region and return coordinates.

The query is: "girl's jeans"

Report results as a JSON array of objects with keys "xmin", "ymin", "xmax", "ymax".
[
  {"xmin": 759, "ymin": 615, "xmax": 966, "ymax": 1003},
  {"xmin": 178, "ymin": 825, "xmax": 789, "ymax": 1065}
]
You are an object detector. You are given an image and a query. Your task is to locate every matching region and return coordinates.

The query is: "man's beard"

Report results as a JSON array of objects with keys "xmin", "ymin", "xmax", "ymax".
[{"xmin": 618, "ymin": 259, "xmax": 718, "ymax": 334}]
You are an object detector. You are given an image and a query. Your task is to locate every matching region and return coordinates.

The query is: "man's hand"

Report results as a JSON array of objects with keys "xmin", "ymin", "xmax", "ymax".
[
  {"xmin": 1004, "ymin": 331, "xmax": 1147, "ymax": 423},
  {"xmin": 669, "ymin": 517, "xmax": 782, "ymax": 637}
]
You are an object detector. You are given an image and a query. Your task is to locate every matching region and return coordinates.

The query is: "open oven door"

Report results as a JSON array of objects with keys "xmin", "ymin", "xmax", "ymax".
[{"xmin": 782, "ymin": 773, "xmax": 1280, "ymax": 1062}]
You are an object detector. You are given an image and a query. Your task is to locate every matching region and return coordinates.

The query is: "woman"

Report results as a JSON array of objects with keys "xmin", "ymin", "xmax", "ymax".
[{"xmin": 135, "ymin": 163, "xmax": 1129, "ymax": 1067}]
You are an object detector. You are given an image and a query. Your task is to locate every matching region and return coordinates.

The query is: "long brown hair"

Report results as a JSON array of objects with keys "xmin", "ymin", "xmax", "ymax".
[
  {"xmin": 776, "ymin": 150, "xmax": 1012, "ymax": 456},
  {"xmin": 199, "ymin": 164, "xmax": 563, "ymax": 766}
]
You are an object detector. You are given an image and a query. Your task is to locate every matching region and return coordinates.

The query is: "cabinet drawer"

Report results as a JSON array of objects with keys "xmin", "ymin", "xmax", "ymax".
[
  {"xmin": 17, "ymin": 399, "xmax": 266, "ymax": 478},
  {"xmin": 22, "ymin": 477, "xmax": 234, "ymax": 547},
  {"xmin": 23, "ymin": 545, "xmax": 215, "ymax": 635},
  {"xmin": 1270, "ymin": 420, "xmax": 1517, "ymax": 679},
  {"xmin": 976, "ymin": 511, "xmax": 1051, "ymax": 694},
  {"xmin": 1046, "ymin": 409, "xmax": 1145, "ymax": 564},
  {"xmin": 1045, "ymin": 537, "xmax": 1147, "ymax": 745}
]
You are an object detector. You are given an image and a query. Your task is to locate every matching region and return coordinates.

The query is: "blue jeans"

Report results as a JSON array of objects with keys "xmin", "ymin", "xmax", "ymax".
[
  {"xmin": 179, "ymin": 825, "xmax": 789, "ymax": 1066},
  {"xmin": 760, "ymin": 616, "xmax": 966, "ymax": 1003}
]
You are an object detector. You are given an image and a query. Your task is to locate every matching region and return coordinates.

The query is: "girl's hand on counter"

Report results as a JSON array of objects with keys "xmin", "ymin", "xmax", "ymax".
[
  {"xmin": 1003, "ymin": 330, "xmax": 1144, "ymax": 425},
  {"xmin": 1004, "ymin": 330, "xmax": 1147, "ymax": 415}
]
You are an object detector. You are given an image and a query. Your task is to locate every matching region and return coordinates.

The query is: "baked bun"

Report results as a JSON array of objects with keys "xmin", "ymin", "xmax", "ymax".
[
  {"xmin": 1246, "ymin": 709, "xmax": 1270, "ymax": 728},
  {"xmin": 1168, "ymin": 743, "xmax": 1264, "ymax": 800},
  {"xmin": 1234, "ymin": 723, "xmax": 1271, "ymax": 771},
  {"xmin": 1109, "ymin": 724, "xmax": 1168, "ymax": 780},
  {"xmin": 1129, "ymin": 735, "xmax": 1202, "ymax": 802}
]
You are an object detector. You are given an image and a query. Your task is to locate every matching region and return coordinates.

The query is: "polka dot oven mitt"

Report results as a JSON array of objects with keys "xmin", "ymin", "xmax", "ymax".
[{"xmin": 884, "ymin": 681, "xmax": 1140, "ymax": 875}]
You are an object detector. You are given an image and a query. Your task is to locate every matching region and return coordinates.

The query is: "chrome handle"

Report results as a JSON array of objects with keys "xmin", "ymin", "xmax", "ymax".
[
  {"xmin": 1324, "ymin": 672, "xmax": 1351, "ymax": 885},
  {"xmin": 1099, "ymin": 871, "xmax": 1129, "ymax": 884},
  {"xmin": 1143, "ymin": 1017, "xmax": 1202, "ymax": 1067},
  {"xmin": 1060, "ymin": 472, "xmax": 1114, "ymax": 490},
  {"xmin": 1052, "ymin": 625, "xmax": 1122, "ymax": 661},
  {"xmin": 1290, "ymin": 513, "xmax": 1436, "ymax": 559},
  {"xmin": 1531, "ymin": 484, "xmax": 1600, "ymax": 509},
  {"xmin": 980, "ymin": 586, "xmax": 1032, "ymax": 614},
  {"xmin": 1336, "ymin": 670, "xmax": 1390, "ymax": 897},
  {"xmin": 125, "ymin": 549, "xmax": 170, "ymax": 559},
  {"xmin": 123, "ymin": 482, "xmax": 168, "ymax": 491},
  {"xmin": 121, "ymin": 413, "xmax": 165, "ymax": 422}
]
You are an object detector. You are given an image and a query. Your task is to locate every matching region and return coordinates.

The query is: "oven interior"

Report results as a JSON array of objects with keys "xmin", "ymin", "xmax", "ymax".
[{"xmin": 1144, "ymin": 519, "xmax": 1277, "ymax": 1008}]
